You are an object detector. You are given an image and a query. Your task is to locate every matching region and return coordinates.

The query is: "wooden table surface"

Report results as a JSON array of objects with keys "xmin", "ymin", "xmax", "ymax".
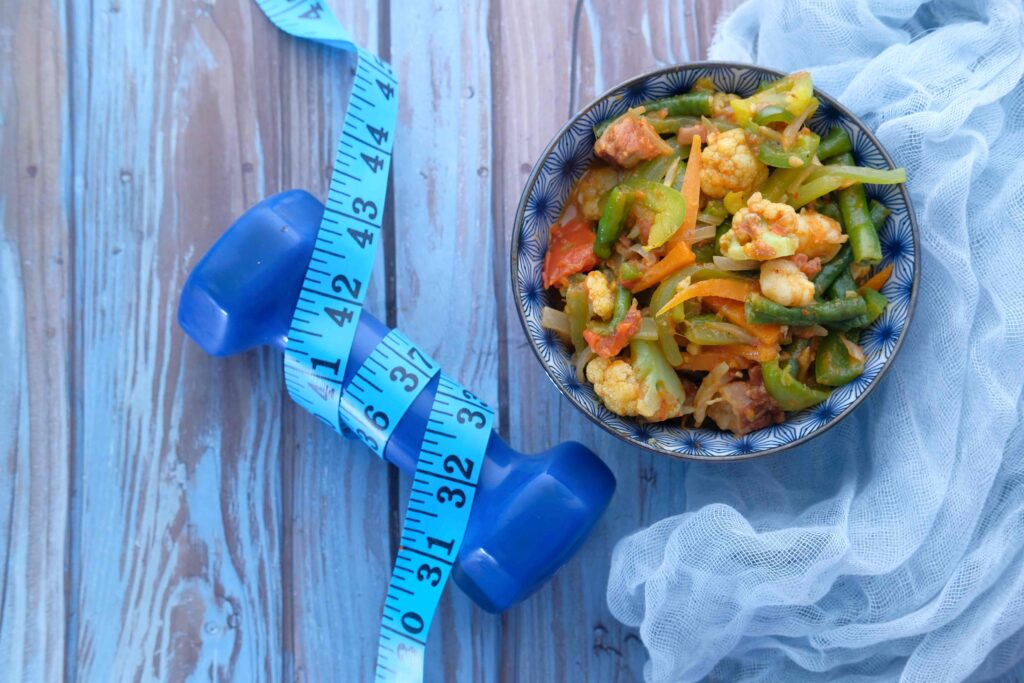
[{"xmin": 1, "ymin": 0, "xmax": 740, "ymax": 680}]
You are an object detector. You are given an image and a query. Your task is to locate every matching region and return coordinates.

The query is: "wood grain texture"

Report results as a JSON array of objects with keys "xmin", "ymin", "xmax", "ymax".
[
  {"xmin": 0, "ymin": 2, "xmax": 71, "ymax": 681},
  {"xmin": 66, "ymin": 1, "xmax": 288, "ymax": 679},
  {"xmin": 389, "ymin": 2, "xmax": 503, "ymax": 682},
  {"xmin": 272, "ymin": 4, "xmax": 395, "ymax": 682},
  {"xmin": 0, "ymin": 0, "xmax": 744, "ymax": 680}
]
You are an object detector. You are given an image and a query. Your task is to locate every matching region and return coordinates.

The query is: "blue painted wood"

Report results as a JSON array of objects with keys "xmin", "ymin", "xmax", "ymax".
[
  {"xmin": 388, "ymin": 2, "xmax": 503, "ymax": 681},
  {"xmin": 0, "ymin": 0, "xmax": 741, "ymax": 680},
  {"xmin": 65, "ymin": 2, "xmax": 290, "ymax": 678},
  {"xmin": 277, "ymin": 3, "xmax": 395, "ymax": 681},
  {"xmin": 0, "ymin": 2, "xmax": 71, "ymax": 680}
]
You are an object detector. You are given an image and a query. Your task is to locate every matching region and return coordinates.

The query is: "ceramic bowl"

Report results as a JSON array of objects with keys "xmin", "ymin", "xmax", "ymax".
[{"xmin": 511, "ymin": 62, "xmax": 919, "ymax": 460}]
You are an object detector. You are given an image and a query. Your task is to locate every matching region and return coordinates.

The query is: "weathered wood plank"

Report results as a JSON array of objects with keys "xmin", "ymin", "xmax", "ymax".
[
  {"xmin": 0, "ymin": 2, "xmax": 71, "ymax": 681},
  {"xmin": 490, "ymin": 1, "xmax": 740, "ymax": 680},
  {"xmin": 276, "ymin": 2, "xmax": 396, "ymax": 681},
  {"xmin": 67, "ymin": 2, "xmax": 289, "ymax": 679},
  {"xmin": 389, "ymin": 1, "xmax": 503, "ymax": 681}
]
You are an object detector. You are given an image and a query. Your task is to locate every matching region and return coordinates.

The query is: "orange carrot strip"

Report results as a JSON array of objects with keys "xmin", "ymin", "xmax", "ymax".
[
  {"xmin": 628, "ymin": 241, "xmax": 696, "ymax": 293},
  {"xmin": 669, "ymin": 135, "xmax": 702, "ymax": 248},
  {"xmin": 655, "ymin": 278, "xmax": 759, "ymax": 317},
  {"xmin": 703, "ymin": 297, "xmax": 783, "ymax": 346},
  {"xmin": 859, "ymin": 263, "xmax": 893, "ymax": 294},
  {"xmin": 719, "ymin": 343, "xmax": 780, "ymax": 362}
]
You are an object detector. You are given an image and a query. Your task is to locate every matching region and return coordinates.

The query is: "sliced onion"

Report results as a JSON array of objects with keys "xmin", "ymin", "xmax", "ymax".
[
  {"xmin": 559, "ymin": 202, "xmax": 578, "ymax": 224},
  {"xmin": 840, "ymin": 334, "xmax": 866, "ymax": 364},
  {"xmin": 541, "ymin": 306, "xmax": 571, "ymax": 338},
  {"xmin": 713, "ymin": 255, "xmax": 761, "ymax": 271},
  {"xmin": 573, "ymin": 348, "xmax": 596, "ymax": 383},
  {"xmin": 628, "ymin": 243, "xmax": 658, "ymax": 265},
  {"xmin": 782, "ymin": 99, "xmax": 816, "ymax": 150},
  {"xmin": 693, "ymin": 361, "xmax": 732, "ymax": 427},
  {"xmin": 692, "ymin": 321, "xmax": 758, "ymax": 346},
  {"xmin": 689, "ymin": 224, "xmax": 717, "ymax": 242},
  {"xmin": 792, "ymin": 324, "xmax": 829, "ymax": 338},
  {"xmin": 663, "ymin": 157, "xmax": 682, "ymax": 187}
]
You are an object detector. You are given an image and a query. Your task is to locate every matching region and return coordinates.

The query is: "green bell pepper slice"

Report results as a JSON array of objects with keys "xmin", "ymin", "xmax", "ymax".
[
  {"xmin": 757, "ymin": 128, "xmax": 820, "ymax": 169},
  {"xmin": 761, "ymin": 359, "xmax": 831, "ymax": 411},
  {"xmin": 620, "ymin": 178, "xmax": 687, "ymax": 250},
  {"xmin": 815, "ymin": 331, "xmax": 865, "ymax": 387},
  {"xmin": 564, "ymin": 276, "xmax": 590, "ymax": 352}
]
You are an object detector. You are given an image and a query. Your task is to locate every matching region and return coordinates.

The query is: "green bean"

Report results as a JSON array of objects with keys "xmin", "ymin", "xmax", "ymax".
[
  {"xmin": 588, "ymin": 286, "xmax": 633, "ymax": 335},
  {"xmin": 816, "ymin": 126, "xmax": 853, "ymax": 161},
  {"xmin": 812, "ymin": 245, "xmax": 853, "ymax": 297},
  {"xmin": 831, "ymin": 152, "xmax": 882, "ymax": 264},
  {"xmin": 828, "ymin": 269, "xmax": 857, "ymax": 300},
  {"xmin": 647, "ymin": 115, "xmax": 700, "ymax": 135},
  {"xmin": 828, "ymin": 291, "xmax": 894, "ymax": 331},
  {"xmin": 745, "ymin": 293, "xmax": 867, "ymax": 326},
  {"xmin": 593, "ymin": 94, "xmax": 712, "ymax": 137},
  {"xmin": 760, "ymin": 166, "xmax": 811, "ymax": 203},
  {"xmin": 644, "ymin": 92, "xmax": 713, "ymax": 118},
  {"xmin": 831, "ymin": 287, "xmax": 888, "ymax": 332},
  {"xmin": 817, "ymin": 200, "xmax": 843, "ymax": 224},
  {"xmin": 594, "ymin": 186, "xmax": 634, "ymax": 259},
  {"xmin": 869, "ymin": 199, "xmax": 890, "ymax": 230}
]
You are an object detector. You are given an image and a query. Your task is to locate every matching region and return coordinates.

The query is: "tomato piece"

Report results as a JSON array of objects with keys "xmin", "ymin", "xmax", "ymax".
[
  {"xmin": 542, "ymin": 218, "xmax": 601, "ymax": 289},
  {"xmin": 584, "ymin": 302, "xmax": 642, "ymax": 358}
]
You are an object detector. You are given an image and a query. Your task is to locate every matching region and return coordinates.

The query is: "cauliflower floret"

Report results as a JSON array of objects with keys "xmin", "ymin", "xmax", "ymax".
[
  {"xmin": 586, "ymin": 356, "xmax": 641, "ymax": 417},
  {"xmin": 759, "ymin": 257, "xmax": 816, "ymax": 307},
  {"xmin": 719, "ymin": 192, "xmax": 800, "ymax": 261},
  {"xmin": 586, "ymin": 341, "xmax": 688, "ymax": 421},
  {"xmin": 796, "ymin": 208, "xmax": 847, "ymax": 261},
  {"xmin": 574, "ymin": 166, "xmax": 621, "ymax": 221},
  {"xmin": 584, "ymin": 271, "xmax": 615, "ymax": 320},
  {"xmin": 709, "ymin": 92, "xmax": 738, "ymax": 121},
  {"xmin": 700, "ymin": 128, "xmax": 769, "ymax": 199}
]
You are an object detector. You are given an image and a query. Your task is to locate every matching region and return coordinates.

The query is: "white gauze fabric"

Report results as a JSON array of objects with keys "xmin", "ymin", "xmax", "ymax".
[{"xmin": 605, "ymin": 1, "xmax": 1024, "ymax": 680}]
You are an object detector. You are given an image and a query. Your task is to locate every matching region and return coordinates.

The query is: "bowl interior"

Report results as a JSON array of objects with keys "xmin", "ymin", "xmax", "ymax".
[{"xmin": 512, "ymin": 63, "xmax": 919, "ymax": 460}]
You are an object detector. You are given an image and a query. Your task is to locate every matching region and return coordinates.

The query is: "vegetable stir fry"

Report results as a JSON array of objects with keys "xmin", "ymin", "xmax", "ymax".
[{"xmin": 540, "ymin": 72, "xmax": 904, "ymax": 436}]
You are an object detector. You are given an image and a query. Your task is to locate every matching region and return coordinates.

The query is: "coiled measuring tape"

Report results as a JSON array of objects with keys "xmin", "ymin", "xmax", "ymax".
[{"xmin": 254, "ymin": 2, "xmax": 493, "ymax": 681}]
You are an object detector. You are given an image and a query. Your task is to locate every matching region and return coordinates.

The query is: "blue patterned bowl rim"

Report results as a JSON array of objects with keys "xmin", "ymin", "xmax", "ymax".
[{"xmin": 511, "ymin": 62, "xmax": 920, "ymax": 461}]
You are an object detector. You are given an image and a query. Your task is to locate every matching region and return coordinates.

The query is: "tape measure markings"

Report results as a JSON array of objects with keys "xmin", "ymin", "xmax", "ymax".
[{"xmin": 254, "ymin": 3, "xmax": 492, "ymax": 681}]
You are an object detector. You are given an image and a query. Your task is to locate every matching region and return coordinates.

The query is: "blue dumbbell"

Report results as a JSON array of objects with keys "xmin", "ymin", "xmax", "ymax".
[{"xmin": 178, "ymin": 190, "xmax": 615, "ymax": 612}]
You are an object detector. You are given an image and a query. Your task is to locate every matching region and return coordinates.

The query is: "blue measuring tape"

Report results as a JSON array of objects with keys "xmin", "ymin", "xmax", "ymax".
[{"xmin": 253, "ymin": 3, "xmax": 493, "ymax": 681}]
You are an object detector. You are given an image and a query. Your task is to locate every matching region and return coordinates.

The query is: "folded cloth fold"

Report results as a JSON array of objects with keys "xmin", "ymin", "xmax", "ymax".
[{"xmin": 605, "ymin": 1, "xmax": 1024, "ymax": 680}]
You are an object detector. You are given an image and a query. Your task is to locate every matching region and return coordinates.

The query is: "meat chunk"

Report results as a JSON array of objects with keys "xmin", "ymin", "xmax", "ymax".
[
  {"xmin": 706, "ymin": 365, "xmax": 784, "ymax": 435},
  {"xmin": 594, "ymin": 112, "xmax": 672, "ymax": 169}
]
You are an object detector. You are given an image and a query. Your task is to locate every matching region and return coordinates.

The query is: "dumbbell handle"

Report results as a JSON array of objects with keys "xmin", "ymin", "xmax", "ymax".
[{"xmin": 178, "ymin": 190, "xmax": 615, "ymax": 612}]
